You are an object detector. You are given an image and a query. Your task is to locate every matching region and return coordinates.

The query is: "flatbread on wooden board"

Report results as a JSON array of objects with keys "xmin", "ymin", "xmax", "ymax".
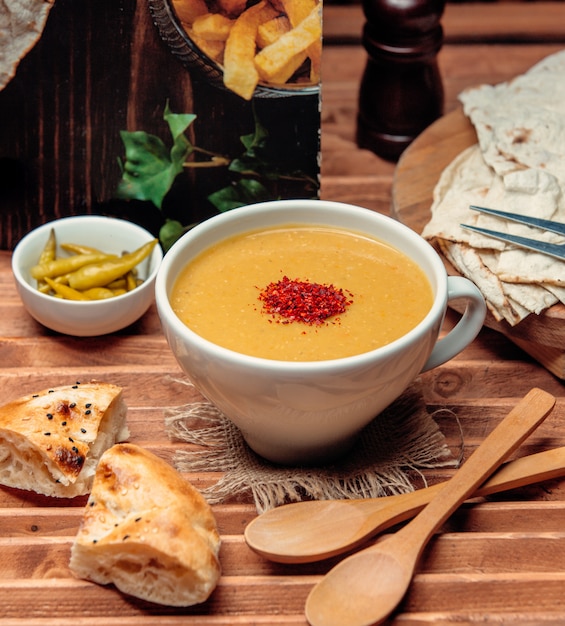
[
  {"xmin": 460, "ymin": 50, "xmax": 565, "ymax": 181},
  {"xmin": 0, "ymin": 0, "xmax": 55, "ymax": 90},
  {"xmin": 0, "ymin": 381, "xmax": 129, "ymax": 497},
  {"xmin": 422, "ymin": 50, "xmax": 565, "ymax": 326}
]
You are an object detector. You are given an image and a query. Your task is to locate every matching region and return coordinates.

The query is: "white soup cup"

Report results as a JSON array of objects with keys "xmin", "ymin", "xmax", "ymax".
[{"xmin": 155, "ymin": 200, "xmax": 486, "ymax": 465}]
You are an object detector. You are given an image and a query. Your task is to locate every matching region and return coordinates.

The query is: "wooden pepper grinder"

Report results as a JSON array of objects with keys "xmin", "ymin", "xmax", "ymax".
[{"xmin": 356, "ymin": 0, "xmax": 446, "ymax": 162}]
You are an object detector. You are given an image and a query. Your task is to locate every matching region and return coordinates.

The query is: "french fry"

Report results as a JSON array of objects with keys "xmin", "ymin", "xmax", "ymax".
[
  {"xmin": 256, "ymin": 16, "xmax": 291, "ymax": 48},
  {"xmin": 281, "ymin": 0, "xmax": 322, "ymax": 84},
  {"xmin": 217, "ymin": 0, "xmax": 248, "ymax": 18},
  {"xmin": 172, "ymin": 0, "xmax": 208, "ymax": 25},
  {"xmin": 280, "ymin": 0, "xmax": 317, "ymax": 28},
  {"xmin": 223, "ymin": 1, "xmax": 278, "ymax": 100},
  {"xmin": 307, "ymin": 36, "xmax": 322, "ymax": 84},
  {"xmin": 254, "ymin": 4, "xmax": 321, "ymax": 83},
  {"xmin": 193, "ymin": 13, "xmax": 235, "ymax": 41},
  {"xmin": 280, "ymin": 0, "xmax": 321, "ymax": 83},
  {"xmin": 189, "ymin": 31, "xmax": 226, "ymax": 64},
  {"xmin": 257, "ymin": 16, "xmax": 312, "ymax": 85},
  {"xmin": 268, "ymin": 51, "xmax": 308, "ymax": 85}
]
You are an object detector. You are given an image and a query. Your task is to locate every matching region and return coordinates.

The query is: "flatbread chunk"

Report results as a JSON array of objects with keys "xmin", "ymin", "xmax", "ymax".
[
  {"xmin": 0, "ymin": 381, "xmax": 128, "ymax": 497},
  {"xmin": 70, "ymin": 443, "xmax": 221, "ymax": 607}
]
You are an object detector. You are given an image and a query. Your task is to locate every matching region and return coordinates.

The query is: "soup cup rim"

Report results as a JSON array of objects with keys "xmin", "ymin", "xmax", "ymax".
[{"xmin": 155, "ymin": 200, "xmax": 447, "ymax": 371}]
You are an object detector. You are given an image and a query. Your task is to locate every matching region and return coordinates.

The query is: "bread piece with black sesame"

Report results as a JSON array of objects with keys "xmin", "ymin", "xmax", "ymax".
[
  {"xmin": 69, "ymin": 443, "xmax": 221, "ymax": 607},
  {"xmin": 0, "ymin": 381, "xmax": 128, "ymax": 497}
]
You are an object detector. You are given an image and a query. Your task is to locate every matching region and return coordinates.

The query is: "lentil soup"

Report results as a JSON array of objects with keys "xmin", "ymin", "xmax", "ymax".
[{"xmin": 170, "ymin": 224, "xmax": 433, "ymax": 361}]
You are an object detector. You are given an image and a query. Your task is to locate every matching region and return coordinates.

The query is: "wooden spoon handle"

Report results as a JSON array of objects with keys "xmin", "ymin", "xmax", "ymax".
[
  {"xmin": 477, "ymin": 445, "xmax": 565, "ymax": 496},
  {"xmin": 396, "ymin": 387, "xmax": 555, "ymax": 555}
]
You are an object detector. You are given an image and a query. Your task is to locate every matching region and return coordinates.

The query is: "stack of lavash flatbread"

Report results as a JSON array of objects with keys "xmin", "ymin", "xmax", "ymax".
[{"xmin": 422, "ymin": 50, "xmax": 565, "ymax": 326}]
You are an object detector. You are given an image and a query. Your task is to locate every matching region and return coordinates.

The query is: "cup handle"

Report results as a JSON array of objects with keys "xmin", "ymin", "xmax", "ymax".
[{"xmin": 421, "ymin": 276, "xmax": 486, "ymax": 372}]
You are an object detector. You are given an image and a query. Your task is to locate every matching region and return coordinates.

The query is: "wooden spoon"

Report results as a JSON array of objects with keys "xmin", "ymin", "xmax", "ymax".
[
  {"xmin": 304, "ymin": 387, "xmax": 555, "ymax": 626},
  {"xmin": 245, "ymin": 444, "xmax": 565, "ymax": 563}
]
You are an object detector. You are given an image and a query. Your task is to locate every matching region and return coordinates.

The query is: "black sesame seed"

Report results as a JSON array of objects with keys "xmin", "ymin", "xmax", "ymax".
[
  {"xmin": 44, "ymin": 432, "xmax": 51, "ymax": 436},
  {"xmin": 48, "ymin": 389, "xmax": 54, "ymax": 393},
  {"xmin": 30, "ymin": 525, "xmax": 39, "ymax": 532},
  {"xmin": 70, "ymin": 403, "xmax": 76, "ymax": 408},
  {"xmin": 123, "ymin": 535, "xmax": 130, "ymax": 541},
  {"xmin": 61, "ymin": 421, "xmax": 67, "ymax": 426},
  {"xmin": 92, "ymin": 539, "xmax": 97, "ymax": 544},
  {"xmin": 32, "ymin": 394, "xmax": 39, "ymax": 398},
  {"xmin": 72, "ymin": 446, "xmax": 78, "ymax": 453},
  {"xmin": 46, "ymin": 413, "xmax": 53, "ymax": 420},
  {"xmin": 85, "ymin": 403, "xmax": 92, "ymax": 408},
  {"xmin": 85, "ymin": 410, "xmax": 91, "ymax": 415},
  {"xmin": 89, "ymin": 501, "xmax": 95, "ymax": 507},
  {"xmin": 68, "ymin": 437, "xmax": 74, "ymax": 442},
  {"xmin": 81, "ymin": 428, "xmax": 87, "ymax": 433},
  {"xmin": 135, "ymin": 517, "xmax": 141, "ymax": 522},
  {"xmin": 72, "ymin": 385, "xmax": 78, "ymax": 389}
]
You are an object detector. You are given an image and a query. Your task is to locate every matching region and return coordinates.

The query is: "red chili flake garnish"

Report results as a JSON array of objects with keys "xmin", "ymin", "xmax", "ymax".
[{"xmin": 258, "ymin": 276, "xmax": 353, "ymax": 325}]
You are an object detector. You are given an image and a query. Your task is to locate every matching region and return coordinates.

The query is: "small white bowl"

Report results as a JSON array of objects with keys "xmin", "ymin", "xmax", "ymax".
[{"xmin": 12, "ymin": 215, "xmax": 163, "ymax": 336}]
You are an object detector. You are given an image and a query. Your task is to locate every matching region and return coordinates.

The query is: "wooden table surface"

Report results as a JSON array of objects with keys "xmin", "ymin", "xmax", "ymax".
[{"xmin": 2, "ymin": 3, "xmax": 565, "ymax": 625}]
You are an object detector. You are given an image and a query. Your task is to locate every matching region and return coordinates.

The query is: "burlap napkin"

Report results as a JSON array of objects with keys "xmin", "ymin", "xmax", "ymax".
[{"xmin": 165, "ymin": 379, "xmax": 460, "ymax": 513}]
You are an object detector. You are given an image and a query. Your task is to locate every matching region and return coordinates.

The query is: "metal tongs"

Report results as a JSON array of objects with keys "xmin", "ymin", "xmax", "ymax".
[{"xmin": 460, "ymin": 205, "xmax": 565, "ymax": 261}]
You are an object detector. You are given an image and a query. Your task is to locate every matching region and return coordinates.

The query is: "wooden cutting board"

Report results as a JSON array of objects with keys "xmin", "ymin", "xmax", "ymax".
[{"xmin": 392, "ymin": 108, "xmax": 565, "ymax": 380}]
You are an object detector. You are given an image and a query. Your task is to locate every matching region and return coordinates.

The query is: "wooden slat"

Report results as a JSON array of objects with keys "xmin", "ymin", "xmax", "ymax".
[
  {"xmin": 0, "ymin": 505, "xmax": 258, "ymax": 536},
  {"xmin": 0, "ymin": 577, "xmax": 318, "ymax": 619},
  {"xmin": 395, "ymin": 614, "xmax": 565, "ymax": 625},
  {"xmin": 402, "ymin": 572, "xmax": 565, "ymax": 613},
  {"xmin": 323, "ymin": 3, "xmax": 565, "ymax": 44},
  {"xmin": 0, "ymin": 619, "xmax": 308, "ymax": 626}
]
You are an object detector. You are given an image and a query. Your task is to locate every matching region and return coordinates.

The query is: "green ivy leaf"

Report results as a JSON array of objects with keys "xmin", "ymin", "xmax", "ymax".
[
  {"xmin": 159, "ymin": 219, "xmax": 189, "ymax": 252},
  {"xmin": 240, "ymin": 114, "xmax": 269, "ymax": 154},
  {"xmin": 116, "ymin": 103, "xmax": 196, "ymax": 209},
  {"xmin": 164, "ymin": 101, "xmax": 196, "ymax": 167},
  {"xmin": 227, "ymin": 112, "xmax": 270, "ymax": 177},
  {"xmin": 208, "ymin": 179, "xmax": 271, "ymax": 213}
]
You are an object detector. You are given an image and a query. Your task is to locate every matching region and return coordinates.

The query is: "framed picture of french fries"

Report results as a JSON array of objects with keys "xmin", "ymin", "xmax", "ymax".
[
  {"xmin": 143, "ymin": 0, "xmax": 321, "ymax": 248},
  {"xmin": 150, "ymin": 0, "xmax": 321, "ymax": 100},
  {"xmin": 0, "ymin": 0, "xmax": 320, "ymax": 251}
]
